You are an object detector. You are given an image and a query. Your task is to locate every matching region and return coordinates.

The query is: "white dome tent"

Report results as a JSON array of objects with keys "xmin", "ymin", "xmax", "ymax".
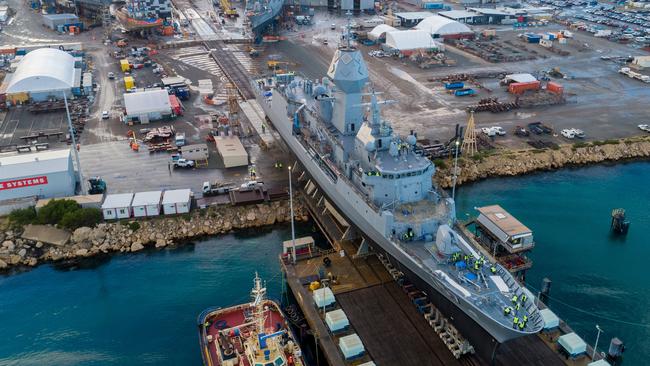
[
  {"xmin": 385, "ymin": 30, "xmax": 444, "ymax": 55},
  {"xmin": 4, "ymin": 48, "xmax": 77, "ymax": 102},
  {"xmin": 415, "ymin": 15, "xmax": 473, "ymax": 39},
  {"xmin": 368, "ymin": 24, "xmax": 397, "ymax": 41}
]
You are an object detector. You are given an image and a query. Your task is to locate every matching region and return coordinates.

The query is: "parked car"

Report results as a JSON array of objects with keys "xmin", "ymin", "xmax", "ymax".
[
  {"xmin": 481, "ymin": 126, "xmax": 506, "ymax": 136},
  {"xmin": 514, "ymin": 126, "xmax": 530, "ymax": 137},
  {"xmin": 561, "ymin": 128, "xmax": 585, "ymax": 139},
  {"xmin": 107, "ymin": 72, "xmax": 115, "ymax": 80},
  {"xmin": 638, "ymin": 124, "xmax": 650, "ymax": 132},
  {"xmin": 102, "ymin": 111, "xmax": 109, "ymax": 119},
  {"xmin": 173, "ymin": 158, "xmax": 195, "ymax": 168}
]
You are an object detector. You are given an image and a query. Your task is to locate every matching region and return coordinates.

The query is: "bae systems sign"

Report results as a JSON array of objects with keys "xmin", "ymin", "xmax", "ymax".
[{"xmin": 0, "ymin": 176, "xmax": 49, "ymax": 191}]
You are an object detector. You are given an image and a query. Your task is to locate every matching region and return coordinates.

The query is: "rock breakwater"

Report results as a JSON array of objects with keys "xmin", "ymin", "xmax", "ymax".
[{"xmin": 0, "ymin": 200, "xmax": 308, "ymax": 272}]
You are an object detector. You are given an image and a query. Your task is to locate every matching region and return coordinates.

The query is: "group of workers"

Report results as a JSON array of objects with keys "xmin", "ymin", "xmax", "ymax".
[
  {"xmin": 366, "ymin": 171, "xmax": 381, "ymax": 177},
  {"xmin": 274, "ymin": 162, "xmax": 284, "ymax": 169},
  {"xmin": 504, "ymin": 293, "xmax": 530, "ymax": 330},
  {"xmin": 402, "ymin": 228, "xmax": 415, "ymax": 241},
  {"xmin": 451, "ymin": 252, "xmax": 498, "ymax": 275}
]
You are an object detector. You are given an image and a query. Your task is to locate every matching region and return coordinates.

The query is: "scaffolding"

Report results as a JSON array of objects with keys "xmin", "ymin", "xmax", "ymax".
[{"xmin": 462, "ymin": 112, "xmax": 478, "ymax": 156}]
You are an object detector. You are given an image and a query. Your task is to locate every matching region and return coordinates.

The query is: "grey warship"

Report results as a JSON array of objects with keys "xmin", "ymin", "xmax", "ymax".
[
  {"xmin": 245, "ymin": 0, "xmax": 283, "ymax": 40},
  {"xmin": 253, "ymin": 30, "xmax": 544, "ymax": 355}
]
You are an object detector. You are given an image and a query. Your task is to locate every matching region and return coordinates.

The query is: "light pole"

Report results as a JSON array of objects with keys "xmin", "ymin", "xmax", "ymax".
[
  {"xmin": 288, "ymin": 165, "xmax": 296, "ymax": 264},
  {"xmin": 451, "ymin": 139, "xmax": 460, "ymax": 201},
  {"xmin": 592, "ymin": 325, "xmax": 603, "ymax": 360}
]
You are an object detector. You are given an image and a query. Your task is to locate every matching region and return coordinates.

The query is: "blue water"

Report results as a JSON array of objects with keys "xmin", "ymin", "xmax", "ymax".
[
  {"xmin": 456, "ymin": 162, "xmax": 650, "ymax": 365},
  {"xmin": 0, "ymin": 226, "xmax": 299, "ymax": 366},
  {"xmin": 0, "ymin": 163, "xmax": 648, "ymax": 365}
]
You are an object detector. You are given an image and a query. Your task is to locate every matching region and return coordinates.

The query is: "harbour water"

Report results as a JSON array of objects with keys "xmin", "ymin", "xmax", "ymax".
[
  {"xmin": 456, "ymin": 162, "xmax": 650, "ymax": 365},
  {"xmin": 0, "ymin": 162, "xmax": 648, "ymax": 365}
]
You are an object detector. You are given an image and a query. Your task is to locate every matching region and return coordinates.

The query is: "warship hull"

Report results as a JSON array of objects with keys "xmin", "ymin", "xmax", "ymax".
[
  {"xmin": 254, "ymin": 83, "xmax": 533, "ymax": 359},
  {"xmin": 246, "ymin": 0, "xmax": 283, "ymax": 39}
]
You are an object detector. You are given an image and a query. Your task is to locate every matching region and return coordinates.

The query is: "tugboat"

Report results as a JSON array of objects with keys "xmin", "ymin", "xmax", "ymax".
[
  {"xmin": 611, "ymin": 208, "xmax": 630, "ymax": 235},
  {"xmin": 197, "ymin": 273, "xmax": 305, "ymax": 366}
]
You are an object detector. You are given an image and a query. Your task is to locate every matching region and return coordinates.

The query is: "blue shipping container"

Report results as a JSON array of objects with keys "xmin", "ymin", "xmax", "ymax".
[
  {"xmin": 422, "ymin": 2, "xmax": 444, "ymax": 9},
  {"xmin": 527, "ymin": 35, "xmax": 541, "ymax": 43},
  {"xmin": 454, "ymin": 89, "xmax": 475, "ymax": 96},
  {"xmin": 444, "ymin": 82, "xmax": 464, "ymax": 89}
]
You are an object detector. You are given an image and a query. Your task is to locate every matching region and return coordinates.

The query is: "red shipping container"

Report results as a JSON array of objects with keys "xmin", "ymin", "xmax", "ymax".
[
  {"xmin": 169, "ymin": 95, "xmax": 183, "ymax": 116},
  {"xmin": 546, "ymin": 81, "xmax": 564, "ymax": 94},
  {"xmin": 508, "ymin": 81, "xmax": 540, "ymax": 94}
]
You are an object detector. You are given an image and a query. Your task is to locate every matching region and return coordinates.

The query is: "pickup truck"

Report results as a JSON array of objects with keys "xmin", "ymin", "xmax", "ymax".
[
  {"xmin": 203, "ymin": 181, "xmax": 236, "ymax": 196},
  {"xmin": 173, "ymin": 158, "xmax": 195, "ymax": 168},
  {"xmin": 239, "ymin": 181, "xmax": 264, "ymax": 191}
]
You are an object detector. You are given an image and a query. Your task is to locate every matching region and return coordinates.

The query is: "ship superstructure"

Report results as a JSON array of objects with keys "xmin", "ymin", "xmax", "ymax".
[
  {"xmin": 252, "ymin": 24, "xmax": 544, "ymax": 354},
  {"xmin": 244, "ymin": 0, "xmax": 283, "ymax": 40}
]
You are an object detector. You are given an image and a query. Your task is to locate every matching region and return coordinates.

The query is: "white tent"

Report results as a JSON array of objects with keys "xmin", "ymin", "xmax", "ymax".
[
  {"xmin": 368, "ymin": 24, "xmax": 397, "ymax": 41},
  {"xmin": 124, "ymin": 89, "xmax": 172, "ymax": 116},
  {"xmin": 6, "ymin": 48, "xmax": 75, "ymax": 94},
  {"xmin": 385, "ymin": 30, "xmax": 443, "ymax": 52},
  {"xmin": 415, "ymin": 15, "xmax": 472, "ymax": 37}
]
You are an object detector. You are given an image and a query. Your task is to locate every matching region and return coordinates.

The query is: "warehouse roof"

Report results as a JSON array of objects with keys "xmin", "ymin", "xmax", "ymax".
[
  {"xmin": 5, "ymin": 48, "xmax": 76, "ymax": 94},
  {"xmin": 385, "ymin": 30, "xmax": 440, "ymax": 51},
  {"xmin": 102, "ymin": 193, "xmax": 134, "ymax": 209},
  {"xmin": 42, "ymin": 13, "xmax": 78, "ymax": 21},
  {"xmin": 124, "ymin": 89, "xmax": 171, "ymax": 115},
  {"xmin": 503, "ymin": 73, "xmax": 537, "ymax": 83},
  {"xmin": 131, "ymin": 191, "xmax": 162, "ymax": 206},
  {"xmin": 394, "ymin": 12, "xmax": 435, "ymax": 21},
  {"xmin": 162, "ymin": 189, "xmax": 191, "ymax": 204},
  {"xmin": 214, "ymin": 135, "xmax": 247, "ymax": 159},
  {"xmin": 438, "ymin": 10, "xmax": 479, "ymax": 20},
  {"xmin": 415, "ymin": 15, "xmax": 472, "ymax": 36},
  {"xmin": 0, "ymin": 149, "xmax": 71, "ymax": 180},
  {"xmin": 368, "ymin": 24, "xmax": 397, "ymax": 41}
]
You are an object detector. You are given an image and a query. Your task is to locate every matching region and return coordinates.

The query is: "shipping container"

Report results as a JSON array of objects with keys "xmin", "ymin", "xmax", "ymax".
[
  {"xmin": 124, "ymin": 76, "xmax": 135, "ymax": 91},
  {"xmin": 527, "ymin": 35, "xmax": 541, "ymax": 43},
  {"xmin": 454, "ymin": 88, "xmax": 475, "ymax": 96},
  {"xmin": 120, "ymin": 59, "xmax": 130, "ymax": 72},
  {"xmin": 422, "ymin": 2, "xmax": 444, "ymax": 9},
  {"xmin": 546, "ymin": 82, "xmax": 564, "ymax": 94},
  {"xmin": 508, "ymin": 81, "xmax": 540, "ymax": 94},
  {"xmin": 444, "ymin": 82, "xmax": 464, "ymax": 89}
]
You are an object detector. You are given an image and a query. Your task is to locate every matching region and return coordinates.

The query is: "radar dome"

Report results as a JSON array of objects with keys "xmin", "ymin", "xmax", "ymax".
[
  {"xmin": 435, "ymin": 225, "xmax": 460, "ymax": 255},
  {"xmin": 406, "ymin": 135, "xmax": 417, "ymax": 146}
]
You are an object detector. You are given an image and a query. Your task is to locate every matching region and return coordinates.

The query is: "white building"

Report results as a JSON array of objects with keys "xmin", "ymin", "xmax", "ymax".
[
  {"xmin": 368, "ymin": 24, "xmax": 397, "ymax": 42},
  {"xmin": 0, "ymin": 149, "xmax": 76, "ymax": 201},
  {"xmin": 415, "ymin": 15, "xmax": 473, "ymax": 39},
  {"xmin": 385, "ymin": 30, "xmax": 444, "ymax": 54},
  {"xmin": 101, "ymin": 193, "xmax": 134, "ymax": 220},
  {"xmin": 162, "ymin": 189, "xmax": 191, "ymax": 215},
  {"xmin": 1, "ymin": 48, "xmax": 79, "ymax": 103},
  {"xmin": 123, "ymin": 89, "xmax": 172, "ymax": 124},
  {"xmin": 131, "ymin": 191, "xmax": 162, "ymax": 217},
  {"xmin": 214, "ymin": 136, "xmax": 248, "ymax": 168}
]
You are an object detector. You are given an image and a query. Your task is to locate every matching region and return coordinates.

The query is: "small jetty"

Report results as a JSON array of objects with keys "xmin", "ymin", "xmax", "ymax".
[{"xmin": 611, "ymin": 209, "xmax": 630, "ymax": 235}]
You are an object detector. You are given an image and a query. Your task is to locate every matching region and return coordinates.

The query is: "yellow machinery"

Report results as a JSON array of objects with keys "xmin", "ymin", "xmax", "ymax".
[
  {"xmin": 120, "ymin": 59, "xmax": 130, "ymax": 72},
  {"xmin": 220, "ymin": 0, "xmax": 239, "ymax": 17},
  {"xmin": 124, "ymin": 76, "xmax": 135, "ymax": 91},
  {"xmin": 127, "ymin": 130, "xmax": 139, "ymax": 151},
  {"xmin": 267, "ymin": 60, "xmax": 297, "ymax": 70}
]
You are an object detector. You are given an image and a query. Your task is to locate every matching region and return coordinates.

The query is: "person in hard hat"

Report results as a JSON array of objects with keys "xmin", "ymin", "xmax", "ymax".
[
  {"xmin": 513, "ymin": 316, "xmax": 519, "ymax": 329},
  {"xmin": 521, "ymin": 294, "xmax": 527, "ymax": 303},
  {"xmin": 490, "ymin": 265, "xmax": 497, "ymax": 274},
  {"xmin": 512, "ymin": 294, "xmax": 518, "ymax": 304},
  {"xmin": 518, "ymin": 321, "xmax": 525, "ymax": 330},
  {"xmin": 503, "ymin": 306, "xmax": 512, "ymax": 316}
]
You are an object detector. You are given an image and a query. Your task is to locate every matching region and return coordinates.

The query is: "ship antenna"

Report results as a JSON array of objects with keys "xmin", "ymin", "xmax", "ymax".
[{"xmin": 345, "ymin": 10, "xmax": 352, "ymax": 49}]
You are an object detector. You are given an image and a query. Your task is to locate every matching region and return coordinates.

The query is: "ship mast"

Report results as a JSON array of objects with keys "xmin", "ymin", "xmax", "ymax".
[{"xmin": 250, "ymin": 272, "xmax": 267, "ymax": 334}]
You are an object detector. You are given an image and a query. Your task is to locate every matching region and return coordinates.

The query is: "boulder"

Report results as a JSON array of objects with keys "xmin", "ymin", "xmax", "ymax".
[
  {"xmin": 131, "ymin": 242, "xmax": 144, "ymax": 252},
  {"xmin": 75, "ymin": 248, "xmax": 89, "ymax": 256},
  {"xmin": 0, "ymin": 259, "xmax": 7, "ymax": 269},
  {"xmin": 72, "ymin": 227, "xmax": 93, "ymax": 244},
  {"xmin": 2, "ymin": 240, "xmax": 14, "ymax": 251},
  {"xmin": 18, "ymin": 248, "xmax": 27, "ymax": 258},
  {"xmin": 155, "ymin": 239, "xmax": 167, "ymax": 248}
]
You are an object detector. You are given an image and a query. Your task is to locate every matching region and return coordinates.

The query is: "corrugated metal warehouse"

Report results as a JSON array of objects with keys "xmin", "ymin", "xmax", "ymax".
[
  {"xmin": 42, "ymin": 14, "xmax": 79, "ymax": 30},
  {"xmin": 0, "ymin": 48, "xmax": 80, "ymax": 103},
  {"xmin": 123, "ymin": 89, "xmax": 172, "ymax": 124},
  {"xmin": 0, "ymin": 149, "xmax": 76, "ymax": 201}
]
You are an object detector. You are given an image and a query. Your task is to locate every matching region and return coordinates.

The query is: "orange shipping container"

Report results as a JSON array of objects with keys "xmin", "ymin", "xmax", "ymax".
[
  {"xmin": 0, "ymin": 48, "xmax": 16, "ymax": 55},
  {"xmin": 547, "ymin": 81, "xmax": 564, "ymax": 94},
  {"xmin": 508, "ymin": 81, "xmax": 540, "ymax": 94}
]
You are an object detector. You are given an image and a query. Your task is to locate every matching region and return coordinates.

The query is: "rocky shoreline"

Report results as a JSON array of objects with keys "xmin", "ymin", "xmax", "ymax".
[
  {"xmin": 0, "ymin": 200, "xmax": 308, "ymax": 273},
  {"xmin": 435, "ymin": 136, "xmax": 650, "ymax": 188}
]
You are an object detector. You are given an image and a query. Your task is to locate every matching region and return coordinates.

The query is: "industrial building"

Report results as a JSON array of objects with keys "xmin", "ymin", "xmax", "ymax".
[
  {"xmin": 101, "ymin": 193, "xmax": 134, "ymax": 220},
  {"xmin": 394, "ymin": 12, "xmax": 434, "ymax": 28},
  {"xmin": 467, "ymin": 7, "xmax": 529, "ymax": 25},
  {"xmin": 0, "ymin": 48, "xmax": 81, "ymax": 103},
  {"xmin": 384, "ymin": 30, "xmax": 444, "ymax": 55},
  {"xmin": 131, "ymin": 191, "xmax": 162, "ymax": 217},
  {"xmin": 339, "ymin": 0, "xmax": 374, "ymax": 12},
  {"xmin": 123, "ymin": 0, "xmax": 172, "ymax": 19},
  {"xmin": 123, "ymin": 89, "xmax": 173, "ymax": 124},
  {"xmin": 0, "ymin": 149, "xmax": 76, "ymax": 201},
  {"xmin": 214, "ymin": 135, "xmax": 248, "ymax": 168},
  {"xmin": 414, "ymin": 15, "xmax": 474, "ymax": 39},
  {"xmin": 162, "ymin": 189, "xmax": 191, "ymax": 215},
  {"xmin": 42, "ymin": 13, "xmax": 80, "ymax": 31},
  {"xmin": 438, "ymin": 10, "xmax": 483, "ymax": 24},
  {"xmin": 368, "ymin": 24, "xmax": 397, "ymax": 42}
]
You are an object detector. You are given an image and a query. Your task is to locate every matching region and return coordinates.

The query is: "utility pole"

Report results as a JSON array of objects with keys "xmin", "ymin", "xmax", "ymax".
[
  {"xmin": 451, "ymin": 139, "xmax": 460, "ymax": 201},
  {"xmin": 63, "ymin": 92, "xmax": 85, "ymax": 194},
  {"xmin": 593, "ymin": 325, "xmax": 603, "ymax": 360}
]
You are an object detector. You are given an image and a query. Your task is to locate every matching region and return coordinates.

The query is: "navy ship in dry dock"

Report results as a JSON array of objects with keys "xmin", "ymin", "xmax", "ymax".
[
  {"xmin": 245, "ymin": 0, "xmax": 283, "ymax": 40},
  {"xmin": 252, "ymin": 28, "xmax": 544, "ymax": 351}
]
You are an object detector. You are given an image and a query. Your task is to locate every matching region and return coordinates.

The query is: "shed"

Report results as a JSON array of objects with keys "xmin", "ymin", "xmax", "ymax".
[
  {"xmin": 82, "ymin": 72, "xmax": 93, "ymax": 94},
  {"xmin": 632, "ymin": 55, "xmax": 650, "ymax": 69},
  {"xmin": 539, "ymin": 308, "xmax": 560, "ymax": 330},
  {"xmin": 415, "ymin": 15, "xmax": 473, "ymax": 39},
  {"xmin": 338, "ymin": 334, "xmax": 365, "ymax": 360},
  {"xmin": 476, "ymin": 205, "xmax": 533, "ymax": 251},
  {"xmin": 325, "ymin": 309, "xmax": 350, "ymax": 332},
  {"xmin": 558, "ymin": 332, "xmax": 587, "ymax": 357},
  {"xmin": 180, "ymin": 144, "xmax": 209, "ymax": 161},
  {"xmin": 312, "ymin": 287, "xmax": 335, "ymax": 308},
  {"xmin": 162, "ymin": 189, "xmax": 192, "ymax": 215},
  {"xmin": 161, "ymin": 76, "xmax": 189, "ymax": 86},
  {"xmin": 283, "ymin": 236, "xmax": 315, "ymax": 259},
  {"xmin": 123, "ymin": 89, "xmax": 172, "ymax": 124},
  {"xmin": 214, "ymin": 135, "xmax": 248, "ymax": 168},
  {"xmin": 368, "ymin": 24, "xmax": 397, "ymax": 41},
  {"xmin": 101, "ymin": 193, "xmax": 134, "ymax": 220},
  {"xmin": 131, "ymin": 191, "xmax": 162, "ymax": 217},
  {"xmin": 385, "ymin": 30, "xmax": 443, "ymax": 55},
  {"xmin": 502, "ymin": 73, "xmax": 537, "ymax": 84}
]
